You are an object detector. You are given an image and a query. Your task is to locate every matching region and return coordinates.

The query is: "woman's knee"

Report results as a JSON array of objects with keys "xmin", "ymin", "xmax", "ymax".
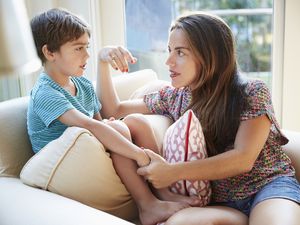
[
  {"xmin": 250, "ymin": 199, "xmax": 300, "ymax": 225},
  {"xmin": 123, "ymin": 113, "xmax": 151, "ymax": 134}
]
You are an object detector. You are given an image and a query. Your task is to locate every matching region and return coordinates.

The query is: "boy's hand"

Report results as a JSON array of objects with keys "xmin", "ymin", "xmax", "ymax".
[
  {"xmin": 136, "ymin": 148, "xmax": 151, "ymax": 167},
  {"xmin": 137, "ymin": 149, "xmax": 174, "ymax": 189},
  {"xmin": 98, "ymin": 46, "xmax": 137, "ymax": 73}
]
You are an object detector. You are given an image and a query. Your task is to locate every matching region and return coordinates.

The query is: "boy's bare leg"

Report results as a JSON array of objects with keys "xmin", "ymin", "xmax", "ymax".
[
  {"xmin": 123, "ymin": 114, "xmax": 200, "ymax": 206},
  {"xmin": 106, "ymin": 120, "xmax": 189, "ymax": 225}
]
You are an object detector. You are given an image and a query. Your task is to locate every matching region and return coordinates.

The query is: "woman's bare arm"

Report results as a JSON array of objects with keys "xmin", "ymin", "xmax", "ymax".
[
  {"xmin": 138, "ymin": 115, "xmax": 271, "ymax": 188},
  {"xmin": 97, "ymin": 46, "xmax": 151, "ymax": 119}
]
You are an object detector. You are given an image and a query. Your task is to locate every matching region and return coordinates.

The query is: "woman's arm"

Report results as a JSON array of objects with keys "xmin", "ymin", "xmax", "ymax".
[
  {"xmin": 97, "ymin": 46, "xmax": 151, "ymax": 119},
  {"xmin": 58, "ymin": 108, "xmax": 149, "ymax": 166},
  {"xmin": 138, "ymin": 114, "xmax": 271, "ymax": 188}
]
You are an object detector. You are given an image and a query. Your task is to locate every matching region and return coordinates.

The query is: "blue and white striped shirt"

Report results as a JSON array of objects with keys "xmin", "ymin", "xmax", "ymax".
[{"xmin": 27, "ymin": 72, "xmax": 101, "ymax": 153}]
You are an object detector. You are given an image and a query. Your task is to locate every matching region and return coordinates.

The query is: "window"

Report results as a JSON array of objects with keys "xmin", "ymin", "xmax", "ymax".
[{"xmin": 125, "ymin": 0, "xmax": 273, "ymax": 88}]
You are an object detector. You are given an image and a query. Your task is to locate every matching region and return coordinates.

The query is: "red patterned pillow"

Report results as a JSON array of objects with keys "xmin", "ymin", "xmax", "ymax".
[{"xmin": 163, "ymin": 109, "xmax": 211, "ymax": 206}]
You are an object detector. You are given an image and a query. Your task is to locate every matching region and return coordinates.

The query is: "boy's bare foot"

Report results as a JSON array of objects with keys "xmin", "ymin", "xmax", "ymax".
[
  {"xmin": 155, "ymin": 188, "xmax": 200, "ymax": 206},
  {"xmin": 139, "ymin": 199, "xmax": 189, "ymax": 225}
]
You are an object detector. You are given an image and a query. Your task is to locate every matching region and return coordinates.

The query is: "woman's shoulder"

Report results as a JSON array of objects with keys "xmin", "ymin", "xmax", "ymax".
[
  {"xmin": 151, "ymin": 85, "xmax": 187, "ymax": 98},
  {"xmin": 239, "ymin": 77, "xmax": 273, "ymax": 115},
  {"xmin": 162, "ymin": 85, "xmax": 190, "ymax": 94},
  {"xmin": 242, "ymin": 77, "xmax": 269, "ymax": 95},
  {"xmin": 239, "ymin": 77, "xmax": 271, "ymax": 102}
]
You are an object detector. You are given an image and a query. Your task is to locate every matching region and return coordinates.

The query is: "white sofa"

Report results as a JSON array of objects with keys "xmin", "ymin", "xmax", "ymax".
[{"xmin": 0, "ymin": 69, "xmax": 299, "ymax": 225}]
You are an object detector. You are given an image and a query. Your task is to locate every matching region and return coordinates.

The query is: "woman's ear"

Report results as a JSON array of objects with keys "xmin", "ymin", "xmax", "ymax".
[{"xmin": 42, "ymin": 44, "xmax": 55, "ymax": 62}]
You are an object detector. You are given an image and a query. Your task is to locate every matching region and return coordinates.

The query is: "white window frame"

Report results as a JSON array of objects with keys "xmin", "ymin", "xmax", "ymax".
[
  {"xmin": 272, "ymin": 0, "xmax": 285, "ymax": 125},
  {"xmin": 281, "ymin": 0, "xmax": 300, "ymax": 132}
]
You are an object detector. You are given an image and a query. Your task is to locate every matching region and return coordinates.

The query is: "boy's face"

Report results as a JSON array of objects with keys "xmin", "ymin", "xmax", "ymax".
[{"xmin": 52, "ymin": 32, "xmax": 90, "ymax": 77}]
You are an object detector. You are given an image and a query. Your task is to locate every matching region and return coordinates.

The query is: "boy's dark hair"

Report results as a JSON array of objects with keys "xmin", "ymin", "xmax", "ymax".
[{"xmin": 30, "ymin": 8, "xmax": 90, "ymax": 64}]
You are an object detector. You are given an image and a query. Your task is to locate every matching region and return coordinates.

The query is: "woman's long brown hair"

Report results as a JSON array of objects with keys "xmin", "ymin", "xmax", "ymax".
[{"xmin": 170, "ymin": 13, "xmax": 247, "ymax": 156}]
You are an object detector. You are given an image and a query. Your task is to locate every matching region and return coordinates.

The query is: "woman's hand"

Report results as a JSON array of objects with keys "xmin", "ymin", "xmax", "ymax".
[
  {"xmin": 137, "ymin": 149, "xmax": 176, "ymax": 188},
  {"xmin": 98, "ymin": 46, "xmax": 137, "ymax": 73}
]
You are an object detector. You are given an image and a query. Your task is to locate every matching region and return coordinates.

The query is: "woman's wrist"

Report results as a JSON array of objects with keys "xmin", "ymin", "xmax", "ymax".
[
  {"xmin": 97, "ymin": 52, "xmax": 106, "ymax": 63},
  {"xmin": 170, "ymin": 162, "xmax": 184, "ymax": 181}
]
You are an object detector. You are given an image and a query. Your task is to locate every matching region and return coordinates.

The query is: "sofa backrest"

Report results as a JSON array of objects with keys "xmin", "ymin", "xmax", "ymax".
[
  {"xmin": 0, "ymin": 96, "xmax": 34, "ymax": 177},
  {"xmin": 282, "ymin": 130, "xmax": 300, "ymax": 182}
]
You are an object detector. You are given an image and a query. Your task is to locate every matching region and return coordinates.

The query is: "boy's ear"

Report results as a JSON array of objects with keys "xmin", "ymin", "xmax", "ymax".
[{"xmin": 42, "ymin": 44, "xmax": 55, "ymax": 62}]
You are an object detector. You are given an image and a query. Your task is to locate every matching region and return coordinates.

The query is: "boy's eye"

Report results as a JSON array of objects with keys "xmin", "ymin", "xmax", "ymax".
[{"xmin": 75, "ymin": 45, "xmax": 89, "ymax": 51}]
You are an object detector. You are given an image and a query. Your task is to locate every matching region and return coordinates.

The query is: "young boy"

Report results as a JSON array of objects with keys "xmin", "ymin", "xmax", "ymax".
[{"xmin": 27, "ymin": 8, "xmax": 188, "ymax": 225}]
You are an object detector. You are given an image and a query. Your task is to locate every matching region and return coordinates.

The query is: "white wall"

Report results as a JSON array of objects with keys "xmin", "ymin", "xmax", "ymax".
[
  {"xmin": 97, "ymin": 0, "xmax": 126, "ymax": 77},
  {"xmin": 282, "ymin": 0, "xmax": 300, "ymax": 132}
]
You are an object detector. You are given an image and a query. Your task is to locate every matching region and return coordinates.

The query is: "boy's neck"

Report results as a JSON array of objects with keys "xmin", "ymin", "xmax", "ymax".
[
  {"xmin": 44, "ymin": 66, "xmax": 77, "ymax": 96},
  {"xmin": 44, "ymin": 65, "xmax": 71, "ymax": 86}
]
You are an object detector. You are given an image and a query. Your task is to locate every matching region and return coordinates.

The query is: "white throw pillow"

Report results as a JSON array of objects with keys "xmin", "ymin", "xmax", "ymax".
[
  {"xmin": 20, "ymin": 127, "xmax": 138, "ymax": 220},
  {"xmin": 163, "ymin": 110, "xmax": 211, "ymax": 206}
]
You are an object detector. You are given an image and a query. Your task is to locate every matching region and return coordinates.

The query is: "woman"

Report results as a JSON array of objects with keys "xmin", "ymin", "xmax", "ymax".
[{"xmin": 98, "ymin": 12, "xmax": 300, "ymax": 225}]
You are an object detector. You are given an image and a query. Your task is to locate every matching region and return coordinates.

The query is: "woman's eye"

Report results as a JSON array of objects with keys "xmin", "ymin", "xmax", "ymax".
[{"xmin": 177, "ymin": 50, "xmax": 184, "ymax": 56}]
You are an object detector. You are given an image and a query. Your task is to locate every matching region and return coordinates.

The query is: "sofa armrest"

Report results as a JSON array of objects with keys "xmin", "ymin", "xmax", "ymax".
[
  {"xmin": 0, "ymin": 97, "xmax": 33, "ymax": 177},
  {"xmin": 0, "ymin": 178, "xmax": 133, "ymax": 225}
]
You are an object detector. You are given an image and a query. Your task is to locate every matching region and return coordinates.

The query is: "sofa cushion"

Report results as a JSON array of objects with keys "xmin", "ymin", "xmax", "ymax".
[
  {"xmin": 114, "ymin": 69, "xmax": 159, "ymax": 101},
  {"xmin": 20, "ymin": 127, "xmax": 137, "ymax": 220},
  {"xmin": 129, "ymin": 79, "xmax": 170, "ymax": 100},
  {"xmin": 163, "ymin": 110, "xmax": 211, "ymax": 206},
  {"xmin": 282, "ymin": 130, "xmax": 300, "ymax": 182},
  {"xmin": 0, "ymin": 97, "xmax": 33, "ymax": 177}
]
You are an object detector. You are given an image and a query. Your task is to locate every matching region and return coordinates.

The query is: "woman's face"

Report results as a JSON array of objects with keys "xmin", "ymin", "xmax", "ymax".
[{"xmin": 165, "ymin": 29, "xmax": 199, "ymax": 89}]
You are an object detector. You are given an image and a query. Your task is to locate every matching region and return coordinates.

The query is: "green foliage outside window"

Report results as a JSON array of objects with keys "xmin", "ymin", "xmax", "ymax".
[
  {"xmin": 171, "ymin": 0, "xmax": 273, "ymax": 86},
  {"xmin": 126, "ymin": 0, "xmax": 273, "ymax": 87}
]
